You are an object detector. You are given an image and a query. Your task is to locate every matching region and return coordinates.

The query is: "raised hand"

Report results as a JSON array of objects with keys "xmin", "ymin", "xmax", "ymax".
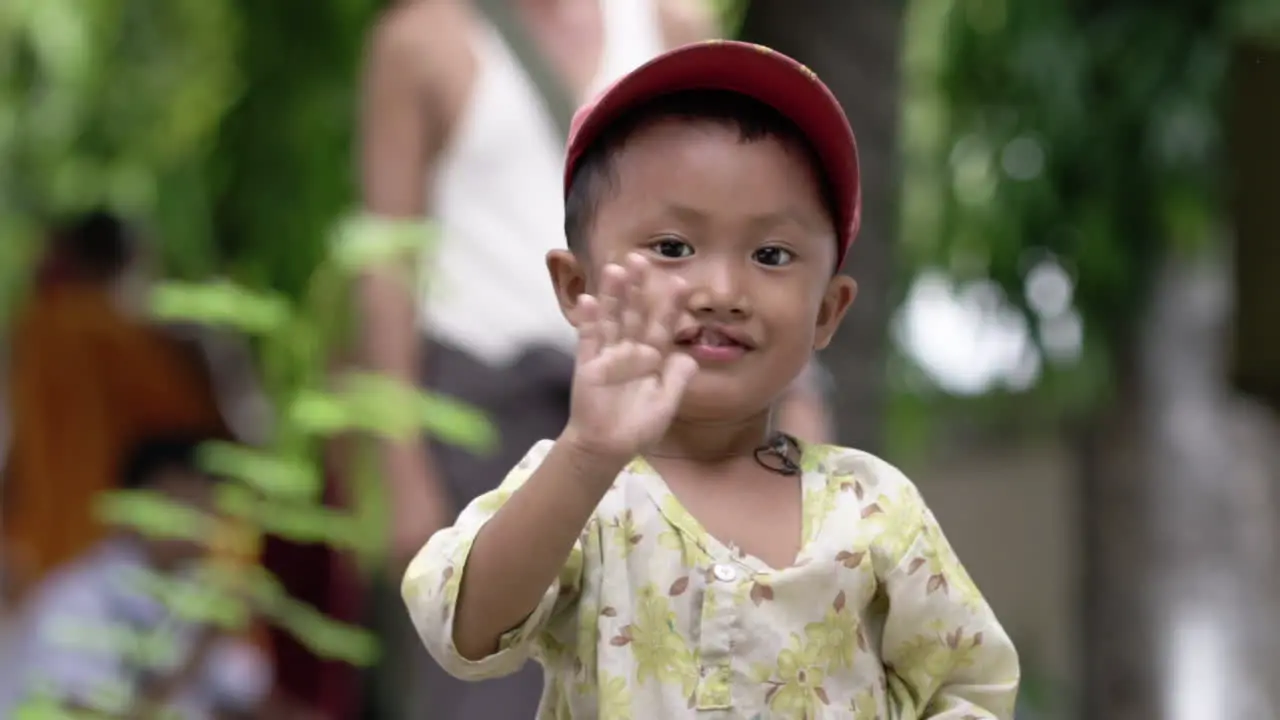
[{"xmin": 563, "ymin": 253, "xmax": 699, "ymax": 462}]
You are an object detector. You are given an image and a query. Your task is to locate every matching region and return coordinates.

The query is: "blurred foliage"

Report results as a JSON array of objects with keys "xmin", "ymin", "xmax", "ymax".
[
  {"xmin": 0, "ymin": 0, "xmax": 237, "ymax": 213},
  {"xmin": 0, "ymin": 0, "xmax": 382, "ymax": 317},
  {"xmin": 17, "ymin": 218, "xmax": 493, "ymax": 717},
  {"xmin": 710, "ymin": 0, "xmax": 750, "ymax": 36},
  {"xmin": 0, "ymin": 0, "xmax": 239, "ymax": 318},
  {"xmin": 204, "ymin": 0, "xmax": 382, "ymax": 298},
  {"xmin": 1, "ymin": 0, "xmax": 487, "ymax": 712},
  {"xmin": 898, "ymin": 0, "xmax": 1278, "ymax": 418},
  {"xmin": 895, "ymin": 1, "xmax": 1278, "ymax": 712}
]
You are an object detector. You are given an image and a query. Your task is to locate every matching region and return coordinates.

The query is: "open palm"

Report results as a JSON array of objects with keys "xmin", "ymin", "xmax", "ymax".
[{"xmin": 567, "ymin": 254, "xmax": 698, "ymax": 460}]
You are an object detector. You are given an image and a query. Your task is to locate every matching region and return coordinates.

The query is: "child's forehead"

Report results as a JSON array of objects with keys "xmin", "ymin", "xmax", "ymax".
[
  {"xmin": 607, "ymin": 198, "xmax": 825, "ymax": 235},
  {"xmin": 614, "ymin": 114, "xmax": 781, "ymax": 154},
  {"xmin": 609, "ymin": 122, "xmax": 803, "ymax": 184},
  {"xmin": 603, "ymin": 123, "xmax": 829, "ymax": 216}
]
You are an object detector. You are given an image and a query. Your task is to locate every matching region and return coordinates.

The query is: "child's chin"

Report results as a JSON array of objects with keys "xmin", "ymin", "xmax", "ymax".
[{"xmin": 679, "ymin": 375, "xmax": 775, "ymax": 417}]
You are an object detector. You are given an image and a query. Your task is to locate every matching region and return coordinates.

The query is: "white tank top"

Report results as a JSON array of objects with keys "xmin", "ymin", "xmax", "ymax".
[{"xmin": 421, "ymin": 0, "xmax": 667, "ymax": 367}]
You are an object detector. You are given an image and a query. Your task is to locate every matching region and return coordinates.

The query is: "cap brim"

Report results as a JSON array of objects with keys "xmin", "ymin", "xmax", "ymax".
[{"xmin": 565, "ymin": 41, "xmax": 861, "ymax": 265}]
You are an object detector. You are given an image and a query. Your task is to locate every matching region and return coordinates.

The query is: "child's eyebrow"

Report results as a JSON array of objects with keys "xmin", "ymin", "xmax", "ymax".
[
  {"xmin": 658, "ymin": 204, "xmax": 711, "ymax": 225},
  {"xmin": 746, "ymin": 209, "xmax": 824, "ymax": 233},
  {"xmin": 656, "ymin": 203, "xmax": 821, "ymax": 232}
]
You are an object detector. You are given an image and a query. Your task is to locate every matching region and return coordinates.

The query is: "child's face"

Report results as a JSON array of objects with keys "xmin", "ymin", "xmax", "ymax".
[
  {"xmin": 146, "ymin": 468, "xmax": 217, "ymax": 570},
  {"xmin": 551, "ymin": 118, "xmax": 857, "ymax": 420}
]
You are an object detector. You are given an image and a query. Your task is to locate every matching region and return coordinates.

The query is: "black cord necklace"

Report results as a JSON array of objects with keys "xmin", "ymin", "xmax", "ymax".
[{"xmin": 752, "ymin": 431, "xmax": 803, "ymax": 476}]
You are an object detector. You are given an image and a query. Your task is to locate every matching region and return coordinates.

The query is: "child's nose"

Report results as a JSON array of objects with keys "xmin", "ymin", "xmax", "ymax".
[{"xmin": 686, "ymin": 261, "xmax": 752, "ymax": 319}]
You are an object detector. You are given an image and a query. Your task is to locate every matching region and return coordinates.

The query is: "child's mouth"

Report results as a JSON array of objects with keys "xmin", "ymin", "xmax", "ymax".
[{"xmin": 677, "ymin": 328, "xmax": 751, "ymax": 363}]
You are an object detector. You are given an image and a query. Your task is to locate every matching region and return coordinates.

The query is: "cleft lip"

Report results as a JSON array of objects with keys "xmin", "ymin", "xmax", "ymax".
[{"xmin": 674, "ymin": 323, "xmax": 756, "ymax": 350}]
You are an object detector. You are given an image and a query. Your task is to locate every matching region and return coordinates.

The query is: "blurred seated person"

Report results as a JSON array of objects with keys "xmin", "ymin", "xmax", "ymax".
[
  {"xmin": 0, "ymin": 436, "xmax": 276, "ymax": 719},
  {"xmin": 2, "ymin": 211, "xmax": 231, "ymax": 598}
]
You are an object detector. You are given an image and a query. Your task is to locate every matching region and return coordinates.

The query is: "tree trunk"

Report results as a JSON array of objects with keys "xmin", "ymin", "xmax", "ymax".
[
  {"xmin": 1080, "ymin": 252, "xmax": 1280, "ymax": 718},
  {"xmin": 1082, "ymin": 34, "xmax": 1280, "ymax": 719},
  {"xmin": 1227, "ymin": 39, "xmax": 1280, "ymax": 413},
  {"xmin": 739, "ymin": 0, "xmax": 904, "ymax": 453}
]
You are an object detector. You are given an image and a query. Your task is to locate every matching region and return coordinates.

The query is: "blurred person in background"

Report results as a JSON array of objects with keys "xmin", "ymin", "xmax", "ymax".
[
  {"xmin": 0, "ymin": 435, "xmax": 282, "ymax": 719},
  {"xmin": 357, "ymin": 1, "xmax": 834, "ymax": 717},
  {"xmin": 1, "ymin": 212, "xmax": 232, "ymax": 601}
]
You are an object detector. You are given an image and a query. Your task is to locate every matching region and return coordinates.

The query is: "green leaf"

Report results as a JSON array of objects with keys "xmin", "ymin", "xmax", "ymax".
[
  {"xmin": 199, "ymin": 441, "xmax": 322, "ymax": 501},
  {"xmin": 417, "ymin": 392, "xmax": 499, "ymax": 454},
  {"xmin": 150, "ymin": 280, "xmax": 292, "ymax": 333},
  {"xmin": 95, "ymin": 490, "xmax": 214, "ymax": 540},
  {"xmin": 290, "ymin": 375, "xmax": 496, "ymax": 453},
  {"xmin": 244, "ymin": 567, "xmax": 381, "ymax": 665},
  {"xmin": 330, "ymin": 213, "xmax": 438, "ymax": 272}
]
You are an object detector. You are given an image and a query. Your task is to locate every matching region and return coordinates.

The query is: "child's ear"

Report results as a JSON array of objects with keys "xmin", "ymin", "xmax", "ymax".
[
  {"xmin": 813, "ymin": 274, "xmax": 857, "ymax": 350},
  {"xmin": 546, "ymin": 249, "xmax": 589, "ymax": 325}
]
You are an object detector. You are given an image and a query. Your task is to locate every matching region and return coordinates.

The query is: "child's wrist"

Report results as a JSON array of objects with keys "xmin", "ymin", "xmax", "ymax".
[{"xmin": 554, "ymin": 427, "xmax": 632, "ymax": 485}]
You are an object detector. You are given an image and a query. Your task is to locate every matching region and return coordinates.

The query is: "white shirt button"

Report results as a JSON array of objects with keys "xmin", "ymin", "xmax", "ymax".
[{"xmin": 712, "ymin": 563, "xmax": 737, "ymax": 583}]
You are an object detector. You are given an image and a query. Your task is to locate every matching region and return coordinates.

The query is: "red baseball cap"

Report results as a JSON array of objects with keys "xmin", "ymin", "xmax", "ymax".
[{"xmin": 564, "ymin": 40, "xmax": 861, "ymax": 270}]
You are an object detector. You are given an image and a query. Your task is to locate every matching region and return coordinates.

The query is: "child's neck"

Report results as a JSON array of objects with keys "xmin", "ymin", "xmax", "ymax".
[{"xmin": 648, "ymin": 410, "xmax": 773, "ymax": 465}]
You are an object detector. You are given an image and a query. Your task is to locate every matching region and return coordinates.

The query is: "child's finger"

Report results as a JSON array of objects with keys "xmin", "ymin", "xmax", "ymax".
[
  {"xmin": 597, "ymin": 263, "xmax": 627, "ymax": 346},
  {"xmin": 575, "ymin": 294, "xmax": 602, "ymax": 362},
  {"xmin": 621, "ymin": 253, "xmax": 650, "ymax": 341},
  {"xmin": 659, "ymin": 352, "xmax": 698, "ymax": 406},
  {"xmin": 646, "ymin": 275, "xmax": 689, "ymax": 351},
  {"xmin": 598, "ymin": 342, "xmax": 662, "ymax": 384}
]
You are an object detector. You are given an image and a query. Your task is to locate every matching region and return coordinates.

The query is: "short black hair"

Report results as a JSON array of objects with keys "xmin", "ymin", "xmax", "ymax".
[
  {"xmin": 49, "ymin": 210, "xmax": 136, "ymax": 278},
  {"xmin": 119, "ymin": 435, "xmax": 210, "ymax": 491},
  {"xmin": 563, "ymin": 89, "xmax": 839, "ymax": 253}
]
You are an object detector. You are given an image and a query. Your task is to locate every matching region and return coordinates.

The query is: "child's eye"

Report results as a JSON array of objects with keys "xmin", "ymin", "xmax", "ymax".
[
  {"xmin": 753, "ymin": 246, "xmax": 794, "ymax": 267},
  {"xmin": 650, "ymin": 238, "xmax": 694, "ymax": 258}
]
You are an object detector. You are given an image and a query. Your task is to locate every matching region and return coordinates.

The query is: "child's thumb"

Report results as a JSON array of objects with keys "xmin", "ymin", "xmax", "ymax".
[{"xmin": 660, "ymin": 354, "xmax": 698, "ymax": 405}]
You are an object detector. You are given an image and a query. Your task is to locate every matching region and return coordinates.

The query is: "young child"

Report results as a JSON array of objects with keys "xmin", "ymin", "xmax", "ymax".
[
  {"xmin": 0, "ymin": 436, "xmax": 273, "ymax": 719},
  {"xmin": 403, "ymin": 40, "xmax": 1020, "ymax": 718}
]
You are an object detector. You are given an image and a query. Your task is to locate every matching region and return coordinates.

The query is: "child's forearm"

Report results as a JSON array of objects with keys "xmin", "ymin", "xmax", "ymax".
[{"xmin": 451, "ymin": 437, "xmax": 624, "ymax": 660}]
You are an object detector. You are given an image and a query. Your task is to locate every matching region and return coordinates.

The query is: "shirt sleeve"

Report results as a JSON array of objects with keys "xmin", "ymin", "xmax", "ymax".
[
  {"xmin": 877, "ymin": 482, "xmax": 1021, "ymax": 719},
  {"xmin": 401, "ymin": 440, "xmax": 588, "ymax": 681}
]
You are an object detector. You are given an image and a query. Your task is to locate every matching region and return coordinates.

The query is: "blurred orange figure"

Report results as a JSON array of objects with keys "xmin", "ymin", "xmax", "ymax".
[{"xmin": 2, "ymin": 212, "xmax": 230, "ymax": 597}]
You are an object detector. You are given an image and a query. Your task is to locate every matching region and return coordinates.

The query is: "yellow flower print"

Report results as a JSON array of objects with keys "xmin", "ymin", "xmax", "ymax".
[
  {"xmin": 927, "ymin": 520, "xmax": 986, "ymax": 608},
  {"xmin": 610, "ymin": 584, "xmax": 698, "ymax": 696},
  {"xmin": 656, "ymin": 495, "xmax": 713, "ymax": 567},
  {"xmin": 802, "ymin": 591, "xmax": 863, "ymax": 671},
  {"xmin": 433, "ymin": 542, "xmax": 474, "ymax": 621},
  {"xmin": 872, "ymin": 488, "xmax": 920, "ymax": 562},
  {"xmin": 598, "ymin": 672, "xmax": 634, "ymax": 719},
  {"xmin": 658, "ymin": 494, "xmax": 702, "ymax": 535},
  {"xmin": 901, "ymin": 522, "xmax": 983, "ymax": 610},
  {"xmin": 799, "ymin": 444, "xmax": 835, "ymax": 473},
  {"xmin": 849, "ymin": 689, "xmax": 881, "ymax": 720},
  {"xmin": 474, "ymin": 488, "xmax": 513, "ymax": 515},
  {"xmin": 539, "ymin": 632, "xmax": 569, "ymax": 665},
  {"xmin": 765, "ymin": 634, "xmax": 831, "ymax": 718},
  {"xmin": 658, "ymin": 529, "xmax": 713, "ymax": 568},
  {"xmin": 625, "ymin": 456, "xmax": 655, "ymax": 475},
  {"xmin": 607, "ymin": 510, "xmax": 644, "ymax": 556},
  {"xmin": 825, "ymin": 451, "xmax": 868, "ymax": 480},
  {"xmin": 889, "ymin": 623, "xmax": 987, "ymax": 688},
  {"xmin": 573, "ymin": 598, "xmax": 601, "ymax": 678},
  {"xmin": 801, "ymin": 482, "xmax": 839, "ymax": 544}
]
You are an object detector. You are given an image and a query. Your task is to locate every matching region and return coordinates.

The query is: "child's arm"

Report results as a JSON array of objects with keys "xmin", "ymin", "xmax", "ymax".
[
  {"xmin": 876, "ymin": 482, "xmax": 1020, "ymax": 719},
  {"xmin": 401, "ymin": 438, "xmax": 622, "ymax": 679},
  {"xmin": 403, "ymin": 255, "xmax": 696, "ymax": 680}
]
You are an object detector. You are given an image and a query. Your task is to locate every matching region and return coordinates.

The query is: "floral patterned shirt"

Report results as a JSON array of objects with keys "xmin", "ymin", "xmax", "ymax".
[{"xmin": 403, "ymin": 440, "xmax": 1020, "ymax": 719}]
